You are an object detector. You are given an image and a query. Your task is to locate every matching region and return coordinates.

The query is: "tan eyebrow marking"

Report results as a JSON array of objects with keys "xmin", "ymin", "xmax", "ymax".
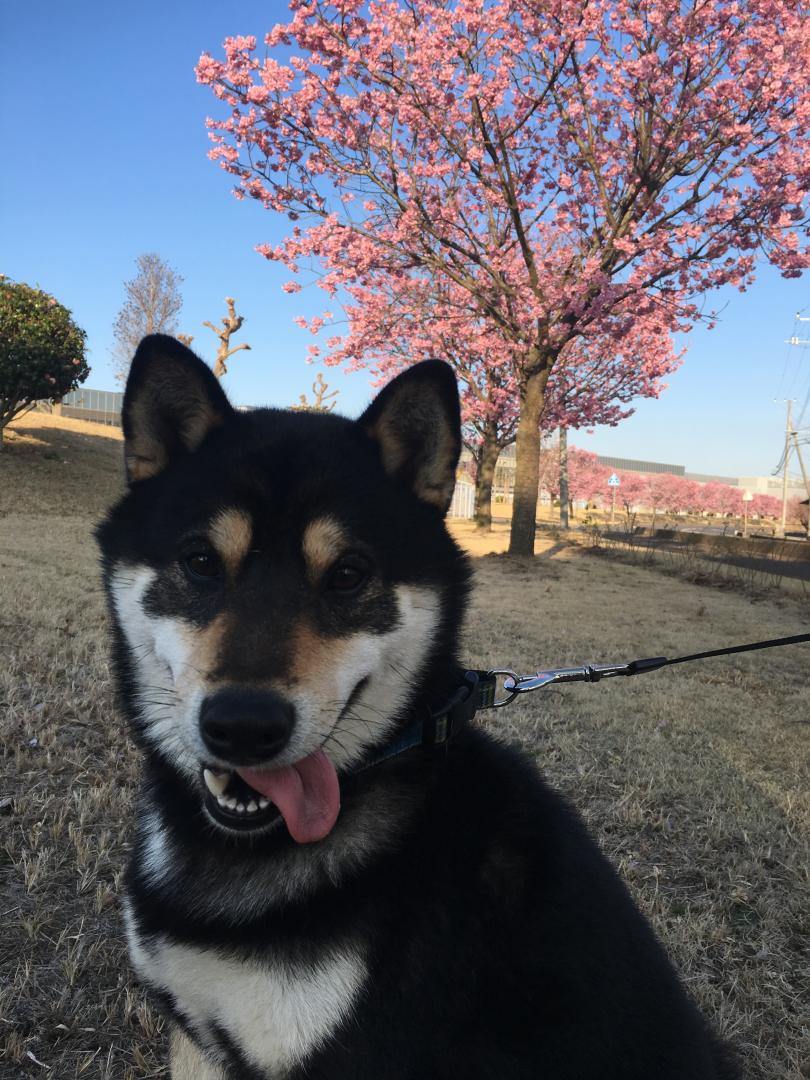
[
  {"xmin": 208, "ymin": 508, "xmax": 253, "ymax": 577},
  {"xmin": 302, "ymin": 516, "xmax": 347, "ymax": 583}
]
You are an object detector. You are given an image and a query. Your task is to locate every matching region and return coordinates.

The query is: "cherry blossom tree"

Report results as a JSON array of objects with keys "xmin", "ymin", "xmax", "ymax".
[
  {"xmin": 647, "ymin": 472, "xmax": 683, "ymax": 525},
  {"xmin": 718, "ymin": 484, "xmax": 744, "ymax": 518},
  {"xmin": 751, "ymin": 493, "xmax": 782, "ymax": 519},
  {"xmin": 198, "ymin": 0, "xmax": 810, "ymax": 554},
  {"xmin": 786, "ymin": 496, "xmax": 809, "ymax": 532},
  {"xmin": 537, "ymin": 439, "xmax": 562, "ymax": 499},
  {"xmin": 567, "ymin": 448, "xmax": 610, "ymax": 509},
  {"xmin": 613, "ymin": 471, "xmax": 650, "ymax": 523}
]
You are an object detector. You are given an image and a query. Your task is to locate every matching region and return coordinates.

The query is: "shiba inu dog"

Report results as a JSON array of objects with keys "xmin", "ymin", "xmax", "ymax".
[{"xmin": 97, "ymin": 335, "xmax": 739, "ymax": 1079}]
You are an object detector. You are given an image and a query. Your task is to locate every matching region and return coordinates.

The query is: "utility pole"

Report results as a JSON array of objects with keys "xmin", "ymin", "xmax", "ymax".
[
  {"xmin": 792, "ymin": 432, "xmax": 810, "ymax": 499},
  {"xmin": 779, "ymin": 315, "xmax": 810, "ymax": 537},
  {"xmin": 778, "ymin": 400, "xmax": 792, "ymax": 538},
  {"xmin": 558, "ymin": 427, "xmax": 569, "ymax": 529},
  {"xmin": 791, "ymin": 433, "xmax": 810, "ymax": 539}
]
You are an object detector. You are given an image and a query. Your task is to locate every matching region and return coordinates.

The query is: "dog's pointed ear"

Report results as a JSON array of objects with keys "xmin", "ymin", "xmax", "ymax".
[
  {"xmin": 122, "ymin": 334, "xmax": 234, "ymax": 483},
  {"xmin": 359, "ymin": 361, "xmax": 461, "ymax": 513}
]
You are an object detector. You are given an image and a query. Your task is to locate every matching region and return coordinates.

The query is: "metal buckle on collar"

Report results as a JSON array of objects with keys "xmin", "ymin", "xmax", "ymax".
[{"xmin": 422, "ymin": 670, "xmax": 492, "ymax": 749}]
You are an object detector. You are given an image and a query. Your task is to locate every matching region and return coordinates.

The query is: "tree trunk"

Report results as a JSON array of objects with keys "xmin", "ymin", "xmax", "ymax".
[
  {"xmin": 508, "ymin": 366, "xmax": 549, "ymax": 556},
  {"xmin": 474, "ymin": 423, "xmax": 501, "ymax": 531},
  {"xmin": 558, "ymin": 427, "xmax": 569, "ymax": 529}
]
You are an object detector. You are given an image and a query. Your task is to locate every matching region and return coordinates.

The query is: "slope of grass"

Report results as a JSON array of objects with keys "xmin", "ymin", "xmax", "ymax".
[
  {"xmin": 0, "ymin": 418, "xmax": 807, "ymax": 1078},
  {"xmin": 1, "ymin": 411, "xmax": 124, "ymax": 517}
]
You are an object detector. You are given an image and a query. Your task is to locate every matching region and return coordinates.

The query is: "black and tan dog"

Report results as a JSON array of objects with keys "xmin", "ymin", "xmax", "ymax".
[{"xmin": 97, "ymin": 335, "xmax": 739, "ymax": 1079}]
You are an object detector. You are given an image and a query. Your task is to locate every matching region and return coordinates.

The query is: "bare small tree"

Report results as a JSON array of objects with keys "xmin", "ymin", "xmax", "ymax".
[
  {"xmin": 112, "ymin": 254, "xmax": 183, "ymax": 382},
  {"xmin": 291, "ymin": 372, "xmax": 339, "ymax": 413},
  {"xmin": 203, "ymin": 297, "xmax": 251, "ymax": 378},
  {"xmin": 176, "ymin": 333, "xmax": 195, "ymax": 347}
]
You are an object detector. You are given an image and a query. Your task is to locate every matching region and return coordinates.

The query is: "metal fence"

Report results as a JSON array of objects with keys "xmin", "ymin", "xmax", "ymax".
[
  {"xmin": 448, "ymin": 479, "xmax": 475, "ymax": 519},
  {"xmin": 60, "ymin": 387, "xmax": 123, "ymax": 427}
]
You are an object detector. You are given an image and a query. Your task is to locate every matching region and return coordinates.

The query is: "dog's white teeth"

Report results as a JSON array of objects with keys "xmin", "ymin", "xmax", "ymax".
[
  {"xmin": 203, "ymin": 769, "xmax": 231, "ymax": 798},
  {"xmin": 207, "ymin": 778, "xmax": 267, "ymax": 817}
]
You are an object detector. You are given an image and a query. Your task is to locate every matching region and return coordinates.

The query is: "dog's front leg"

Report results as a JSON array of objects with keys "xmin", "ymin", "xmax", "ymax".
[{"xmin": 169, "ymin": 1027, "xmax": 226, "ymax": 1080}]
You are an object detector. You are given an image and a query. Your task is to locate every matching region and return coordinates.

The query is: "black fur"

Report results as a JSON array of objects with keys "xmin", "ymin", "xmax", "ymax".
[{"xmin": 98, "ymin": 337, "xmax": 739, "ymax": 1080}]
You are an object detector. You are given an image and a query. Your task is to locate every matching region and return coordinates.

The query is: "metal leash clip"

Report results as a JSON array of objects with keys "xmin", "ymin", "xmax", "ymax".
[{"xmin": 488, "ymin": 658, "xmax": 670, "ymax": 708}]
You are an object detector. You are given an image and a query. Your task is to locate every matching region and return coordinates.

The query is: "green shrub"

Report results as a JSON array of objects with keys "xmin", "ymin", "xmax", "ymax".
[{"xmin": 0, "ymin": 277, "xmax": 88, "ymax": 445}]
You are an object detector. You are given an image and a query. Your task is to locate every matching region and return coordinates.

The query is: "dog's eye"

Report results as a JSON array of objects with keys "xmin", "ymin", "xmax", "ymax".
[
  {"xmin": 327, "ymin": 559, "xmax": 369, "ymax": 594},
  {"xmin": 182, "ymin": 551, "xmax": 222, "ymax": 582}
]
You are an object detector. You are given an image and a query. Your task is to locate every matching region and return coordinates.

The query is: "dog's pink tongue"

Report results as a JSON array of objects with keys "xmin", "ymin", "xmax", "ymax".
[{"xmin": 236, "ymin": 750, "xmax": 340, "ymax": 844}]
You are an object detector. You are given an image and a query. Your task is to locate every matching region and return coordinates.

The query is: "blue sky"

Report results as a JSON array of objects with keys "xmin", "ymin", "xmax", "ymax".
[{"xmin": 2, "ymin": 0, "xmax": 808, "ymax": 479}]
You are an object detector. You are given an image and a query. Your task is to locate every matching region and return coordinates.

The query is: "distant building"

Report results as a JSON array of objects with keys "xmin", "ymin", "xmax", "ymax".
[
  {"xmin": 684, "ymin": 471, "xmax": 740, "ymax": 485},
  {"xmin": 596, "ymin": 454, "xmax": 684, "ymax": 476},
  {"xmin": 737, "ymin": 474, "xmax": 808, "ymax": 502}
]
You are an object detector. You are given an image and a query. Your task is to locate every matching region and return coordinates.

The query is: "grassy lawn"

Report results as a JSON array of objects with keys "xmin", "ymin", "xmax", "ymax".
[{"xmin": 1, "ymin": 414, "xmax": 808, "ymax": 1078}]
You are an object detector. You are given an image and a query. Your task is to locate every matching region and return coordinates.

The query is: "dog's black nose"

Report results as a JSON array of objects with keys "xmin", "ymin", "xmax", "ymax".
[{"xmin": 200, "ymin": 688, "xmax": 294, "ymax": 765}]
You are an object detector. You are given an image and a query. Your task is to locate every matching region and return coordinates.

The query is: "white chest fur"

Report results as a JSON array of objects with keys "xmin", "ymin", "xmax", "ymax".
[{"xmin": 124, "ymin": 904, "xmax": 366, "ymax": 1075}]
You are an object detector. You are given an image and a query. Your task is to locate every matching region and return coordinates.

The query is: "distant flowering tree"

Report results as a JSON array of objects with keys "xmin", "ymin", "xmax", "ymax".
[
  {"xmin": 0, "ymin": 278, "xmax": 88, "ymax": 449},
  {"xmin": 719, "ymin": 485, "xmax": 744, "ymax": 518},
  {"xmin": 537, "ymin": 440, "xmax": 562, "ymax": 500},
  {"xmin": 572, "ymin": 470, "xmax": 788, "ymax": 526},
  {"xmin": 695, "ymin": 481, "xmax": 726, "ymax": 516},
  {"xmin": 198, "ymin": 0, "xmax": 810, "ymax": 554},
  {"xmin": 786, "ymin": 496, "xmax": 809, "ymax": 531},
  {"xmin": 567, "ymin": 448, "xmax": 611, "ymax": 508},
  {"xmin": 751, "ymin": 493, "xmax": 783, "ymax": 519},
  {"xmin": 615, "ymin": 471, "xmax": 650, "ymax": 518},
  {"xmin": 647, "ymin": 472, "xmax": 682, "ymax": 523}
]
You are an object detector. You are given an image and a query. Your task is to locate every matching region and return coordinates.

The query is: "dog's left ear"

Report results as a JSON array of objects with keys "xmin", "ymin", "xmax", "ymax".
[{"xmin": 359, "ymin": 361, "xmax": 461, "ymax": 513}]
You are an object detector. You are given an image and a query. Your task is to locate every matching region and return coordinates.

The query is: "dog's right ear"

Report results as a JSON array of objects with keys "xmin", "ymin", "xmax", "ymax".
[
  {"xmin": 122, "ymin": 334, "xmax": 234, "ymax": 483},
  {"xmin": 359, "ymin": 360, "xmax": 461, "ymax": 513}
]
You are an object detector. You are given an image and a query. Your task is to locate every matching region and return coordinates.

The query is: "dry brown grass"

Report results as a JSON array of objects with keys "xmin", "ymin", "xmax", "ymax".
[
  {"xmin": 0, "ymin": 411, "xmax": 123, "ymax": 518},
  {"xmin": 0, "ymin": 418, "xmax": 808, "ymax": 1078}
]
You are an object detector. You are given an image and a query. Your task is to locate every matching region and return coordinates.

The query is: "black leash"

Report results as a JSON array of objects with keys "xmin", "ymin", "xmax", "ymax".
[
  {"xmin": 366, "ymin": 632, "xmax": 810, "ymax": 766},
  {"xmin": 491, "ymin": 631, "xmax": 810, "ymax": 707},
  {"xmin": 651, "ymin": 632, "xmax": 810, "ymax": 668}
]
